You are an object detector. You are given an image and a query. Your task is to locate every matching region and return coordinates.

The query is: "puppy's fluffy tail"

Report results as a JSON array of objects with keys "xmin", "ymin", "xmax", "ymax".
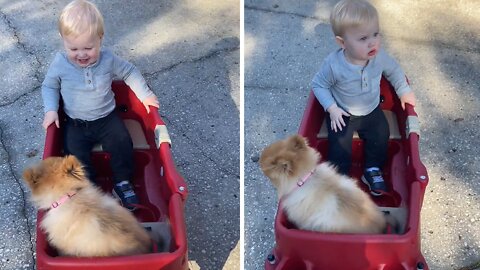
[
  {"xmin": 383, "ymin": 212, "xmax": 400, "ymax": 234},
  {"xmin": 145, "ymin": 218, "xmax": 171, "ymax": 253}
]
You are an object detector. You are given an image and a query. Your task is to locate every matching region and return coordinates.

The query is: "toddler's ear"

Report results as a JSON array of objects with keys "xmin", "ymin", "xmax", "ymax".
[{"xmin": 335, "ymin": 36, "xmax": 346, "ymax": 49}]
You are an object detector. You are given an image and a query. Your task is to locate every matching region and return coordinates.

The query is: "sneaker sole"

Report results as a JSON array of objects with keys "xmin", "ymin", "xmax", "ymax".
[
  {"xmin": 112, "ymin": 189, "xmax": 137, "ymax": 211},
  {"xmin": 361, "ymin": 176, "xmax": 382, "ymax": 197}
]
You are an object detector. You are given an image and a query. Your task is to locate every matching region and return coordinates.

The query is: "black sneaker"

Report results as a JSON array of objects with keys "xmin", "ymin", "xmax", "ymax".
[
  {"xmin": 361, "ymin": 168, "xmax": 387, "ymax": 196},
  {"xmin": 113, "ymin": 181, "xmax": 139, "ymax": 211}
]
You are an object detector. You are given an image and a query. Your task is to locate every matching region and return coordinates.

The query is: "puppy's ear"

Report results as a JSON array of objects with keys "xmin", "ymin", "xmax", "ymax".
[
  {"xmin": 260, "ymin": 154, "xmax": 291, "ymax": 175},
  {"xmin": 278, "ymin": 159, "xmax": 291, "ymax": 174},
  {"xmin": 289, "ymin": 135, "xmax": 308, "ymax": 150},
  {"xmin": 23, "ymin": 167, "xmax": 39, "ymax": 186},
  {"xmin": 62, "ymin": 155, "xmax": 86, "ymax": 180}
]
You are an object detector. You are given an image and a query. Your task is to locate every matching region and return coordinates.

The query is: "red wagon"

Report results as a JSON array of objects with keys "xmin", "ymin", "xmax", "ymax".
[
  {"xmin": 38, "ymin": 81, "xmax": 189, "ymax": 270},
  {"xmin": 265, "ymin": 78, "xmax": 429, "ymax": 270}
]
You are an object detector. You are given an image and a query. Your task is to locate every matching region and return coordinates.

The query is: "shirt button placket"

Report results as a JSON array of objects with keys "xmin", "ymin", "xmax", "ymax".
[
  {"xmin": 361, "ymin": 72, "xmax": 368, "ymax": 90},
  {"xmin": 85, "ymin": 68, "xmax": 93, "ymax": 88}
]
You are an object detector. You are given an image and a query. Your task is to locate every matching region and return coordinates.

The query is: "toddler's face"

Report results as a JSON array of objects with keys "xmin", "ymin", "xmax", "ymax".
[
  {"xmin": 63, "ymin": 31, "xmax": 102, "ymax": 68},
  {"xmin": 338, "ymin": 21, "xmax": 381, "ymax": 66}
]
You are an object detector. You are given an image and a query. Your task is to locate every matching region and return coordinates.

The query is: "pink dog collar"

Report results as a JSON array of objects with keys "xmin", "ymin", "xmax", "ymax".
[
  {"xmin": 283, "ymin": 169, "xmax": 315, "ymax": 200},
  {"xmin": 297, "ymin": 169, "xmax": 315, "ymax": 187},
  {"xmin": 51, "ymin": 193, "xmax": 76, "ymax": 209}
]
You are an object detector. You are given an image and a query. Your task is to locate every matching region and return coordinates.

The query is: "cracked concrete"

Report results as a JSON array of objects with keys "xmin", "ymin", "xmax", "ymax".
[
  {"xmin": 0, "ymin": 125, "xmax": 35, "ymax": 270},
  {"xmin": 245, "ymin": 1, "xmax": 480, "ymax": 270},
  {"xmin": 0, "ymin": 1, "xmax": 239, "ymax": 270}
]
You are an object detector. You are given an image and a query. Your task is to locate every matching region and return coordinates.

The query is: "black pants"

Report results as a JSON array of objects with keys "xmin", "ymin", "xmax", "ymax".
[
  {"xmin": 327, "ymin": 105, "xmax": 389, "ymax": 175},
  {"xmin": 63, "ymin": 110, "xmax": 134, "ymax": 184}
]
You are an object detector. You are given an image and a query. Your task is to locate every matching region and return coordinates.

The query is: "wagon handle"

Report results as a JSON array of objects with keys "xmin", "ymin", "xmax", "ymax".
[
  {"xmin": 43, "ymin": 122, "xmax": 63, "ymax": 159},
  {"xmin": 404, "ymin": 103, "xmax": 420, "ymax": 138},
  {"xmin": 404, "ymin": 103, "xmax": 429, "ymax": 186},
  {"xmin": 155, "ymin": 124, "xmax": 171, "ymax": 148},
  {"xmin": 158, "ymin": 144, "xmax": 188, "ymax": 201}
]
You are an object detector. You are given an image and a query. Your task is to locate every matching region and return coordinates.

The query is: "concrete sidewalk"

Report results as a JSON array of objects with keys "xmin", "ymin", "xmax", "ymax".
[
  {"xmin": 245, "ymin": 1, "xmax": 479, "ymax": 270},
  {"xmin": 0, "ymin": 1, "xmax": 239, "ymax": 269}
]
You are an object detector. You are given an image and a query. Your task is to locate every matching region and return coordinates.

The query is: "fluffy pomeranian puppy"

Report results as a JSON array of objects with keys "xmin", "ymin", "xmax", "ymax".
[
  {"xmin": 260, "ymin": 135, "xmax": 393, "ymax": 234},
  {"xmin": 23, "ymin": 155, "xmax": 152, "ymax": 257}
]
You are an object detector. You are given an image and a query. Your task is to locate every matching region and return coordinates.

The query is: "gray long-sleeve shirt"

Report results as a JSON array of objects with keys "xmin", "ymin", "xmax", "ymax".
[
  {"xmin": 42, "ymin": 49, "xmax": 154, "ymax": 121},
  {"xmin": 311, "ymin": 48, "xmax": 411, "ymax": 116}
]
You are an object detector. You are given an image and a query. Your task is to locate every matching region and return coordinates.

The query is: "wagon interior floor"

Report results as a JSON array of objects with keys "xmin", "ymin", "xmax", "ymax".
[{"xmin": 92, "ymin": 150, "xmax": 169, "ymax": 223}]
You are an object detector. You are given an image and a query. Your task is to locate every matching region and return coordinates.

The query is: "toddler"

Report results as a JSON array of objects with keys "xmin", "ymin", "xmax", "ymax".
[
  {"xmin": 311, "ymin": 0, "xmax": 416, "ymax": 196},
  {"xmin": 41, "ymin": 0, "xmax": 159, "ymax": 210}
]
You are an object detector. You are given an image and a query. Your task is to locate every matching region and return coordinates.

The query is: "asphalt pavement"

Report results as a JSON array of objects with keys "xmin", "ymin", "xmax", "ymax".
[
  {"xmin": 245, "ymin": 1, "xmax": 479, "ymax": 270},
  {"xmin": 1, "ymin": 1, "xmax": 479, "ymax": 270},
  {"xmin": 0, "ymin": 1, "xmax": 239, "ymax": 270}
]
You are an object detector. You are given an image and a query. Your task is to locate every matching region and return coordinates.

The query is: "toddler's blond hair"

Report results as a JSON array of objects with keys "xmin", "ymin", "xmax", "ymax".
[
  {"xmin": 330, "ymin": 0, "xmax": 378, "ymax": 37},
  {"xmin": 58, "ymin": 0, "xmax": 104, "ymax": 38}
]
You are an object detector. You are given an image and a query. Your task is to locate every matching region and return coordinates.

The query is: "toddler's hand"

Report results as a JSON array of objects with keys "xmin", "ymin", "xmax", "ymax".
[
  {"xmin": 327, "ymin": 104, "xmax": 350, "ymax": 132},
  {"xmin": 400, "ymin": 91, "xmax": 416, "ymax": 110},
  {"xmin": 142, "ymin": 95, "xmax": 160, "ymax": 114},
  {"xmin": 43, "ymin": 111, "xmax": 59, "ymax": 130}
]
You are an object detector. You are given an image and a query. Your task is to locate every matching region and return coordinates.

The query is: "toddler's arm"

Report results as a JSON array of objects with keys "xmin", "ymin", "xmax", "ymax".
[
  {"xmin": 312, "ymin": 61, "xmax": 337, "ymax": 113},
  {"xmin": 327, "ymin": 104, "xmax": 350, "ymax": 132},
  {"xmin": 41, "ymin": 53, "xmax": 62, "ymax": 129},
  {"xmin": 112, "ymin": 52, "xmax": 158, "ymax": 113},
  {"xmin": 379, "ymin": 50, "xmax": 415, "ymax": 109},
  {"xmin": 42, "ymin": 111, "xmax": 59, "ymax": 129},
  {"xmin": 142, "ymin": 94, "xmax": 160, "ymax": 114},
  {"xmin": 399, "ymin": 91, "xmax": 416, "ymax": 109},
  {"xmin": 312, "ymin": 58, "xmax": 349, "ymax": 132}
]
